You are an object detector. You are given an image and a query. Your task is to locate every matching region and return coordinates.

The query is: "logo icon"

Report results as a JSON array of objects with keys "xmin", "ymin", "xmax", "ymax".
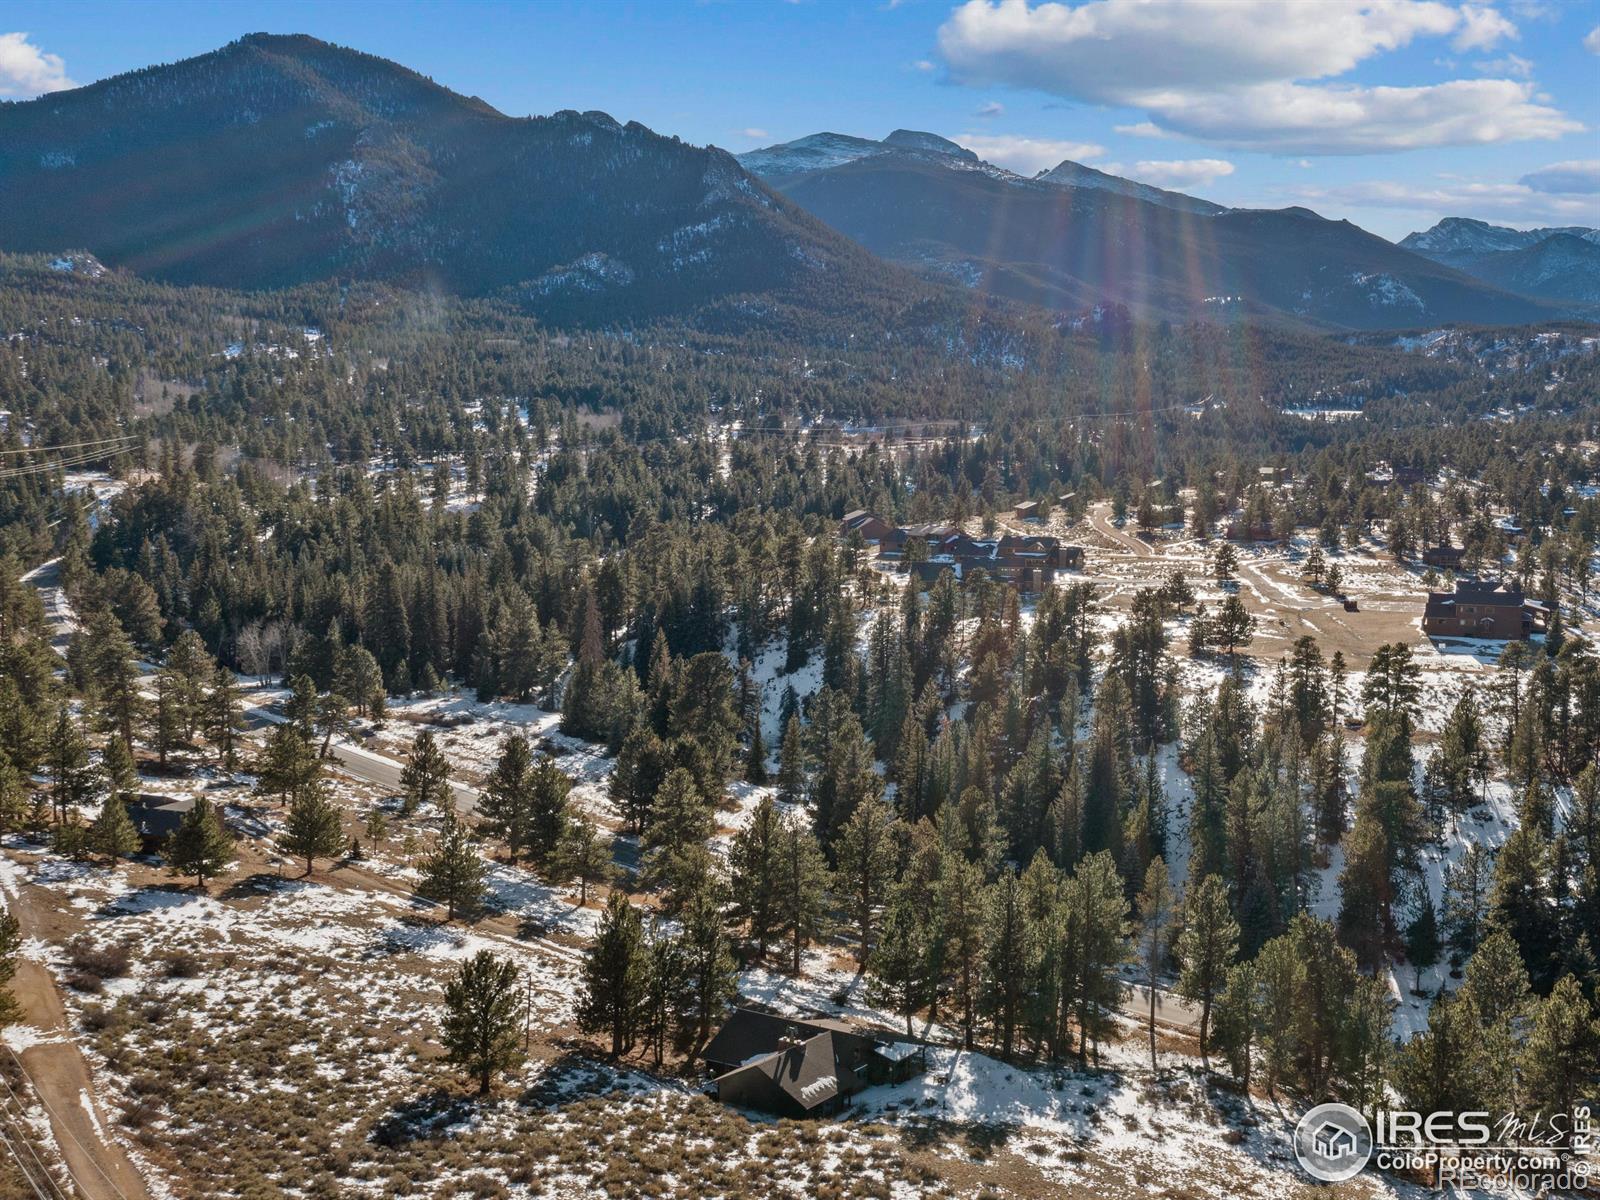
[{"xmin": 1294, "ymin": 1102, "xmax": 1373, "ymax": 1182}]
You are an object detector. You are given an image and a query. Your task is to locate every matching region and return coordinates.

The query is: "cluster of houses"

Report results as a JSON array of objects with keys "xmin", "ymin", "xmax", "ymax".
[
  {"xmin": 702, "ymin": 1007, "xmax": 927, "ymax": 1119},
  {"xmin": 838, "ymin": 511, "xmax": 1083, "ymax": 592}
]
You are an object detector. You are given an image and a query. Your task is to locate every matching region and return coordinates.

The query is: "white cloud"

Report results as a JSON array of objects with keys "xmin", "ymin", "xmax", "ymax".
[
  {"xmin": 1159, "ymin": 78, "xmax": 1579, "ymax": 154},
  {"xmin": 1295, "ymin": 175, "xmax": 1600, "ymax": 226},
  {"xmin": 975, "ymin": 100, "xmax": 1005, "ymax": 117},
  {"xmin": 1113, "ymin": 121, "xmax": 1169, "ymax": 139},
  {"xmin": 0, "ymin": 32, "xmax": 74, "ymax": 97},
  {"xmin": 741, "ymin": 128, "xmax": 771, "ymax": 140},
  {"xmin": 1586, "ymin": 26, "xmax": 1600, "ymax": 54},
  {"xmin": 1519, "ymin": 159, "xmax": 1600, "ymax": 195},
  {"xmin": 1101, "ymin": 158, "xmax": 1236, "ymax": 189},
  {"xmin": 936, "ymin": 0, "xmax": 1575, "ymax": 154},
  {"xmin": 1474, "ymin": 52, "xmax": 1531, "ymax": 76},
  {"xmin": 955, "ymin": 132, "xmax": 1106, "ymax": 173},
  {"xmin": 912, "ymin": 58, "xmax": 937, "ymax": 71},
  {"xmin": 1452, "ymin": 4, "xmax": 1516, "ymax": 51}
]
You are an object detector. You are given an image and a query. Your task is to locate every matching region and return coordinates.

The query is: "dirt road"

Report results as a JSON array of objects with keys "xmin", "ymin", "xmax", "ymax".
[{"xmin": 6, "ymin": 919, "xmax": 153, "ymax": 1200}]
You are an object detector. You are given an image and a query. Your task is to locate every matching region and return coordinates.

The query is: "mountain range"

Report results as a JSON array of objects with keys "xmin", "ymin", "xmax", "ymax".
[
  {"xmin": 739, "ymin": 131, "xmax": 1573, "ymax": 329},
  {"xmin": 0, "ymin": 33, "xmax": 903, "ymax": 323},
  {"xmin": 1400, "ymin": 218, "xmax": 1600, "ymax": 304},
  {"xmin": 0, "ymin": 33, "xmax": 1590, "ymax": 332}
]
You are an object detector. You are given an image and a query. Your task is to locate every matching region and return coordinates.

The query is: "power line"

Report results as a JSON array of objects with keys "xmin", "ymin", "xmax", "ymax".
[
  {"xmin": 0, "ymin": 1126, "xmax": 57, "ymax": 1200},
  {"xmin": 0, "ymin": 1071, "xmax": 70, "ymax": 1200},
  {"xmin": 0, "ymin": 1044, "xmax": 130, "ymax": 1200},
  {"xmin": 0, "ymin": 435, "xmax": 136, "ymax": 458}
]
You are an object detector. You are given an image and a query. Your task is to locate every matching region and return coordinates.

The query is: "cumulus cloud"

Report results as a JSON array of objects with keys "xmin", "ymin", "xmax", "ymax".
[
  {"xmin": 935, "ymin": 0, "xmax": 1575, "ymax": 154},
  {"xmin": 1102, "ymin": 158, "xmax": 1236, "ymax": 189},
  {"xmin": 912, "ymin": 58, "xmax": 937, "ymax": 71},
  {"xmin": 974, "ymin": 100, "xmax": 1005, "ymax": 118},
  {"xmin": 1295, "ymin": 175, "xmax": 1600, "ymax": 226},
  {"xmin": 1519, "ymin": 159, "xmax": 1600, "ymax": 195},
  {"xmin": 1474, "ymin": 52, "xmax": 1532, "ymax": 76},
  {"xmin": 1113, "ymin": 121, "xmax": 1169, "ymax": 139},
  {"xmin": 0, "ymin": 32, "xmax": 73, "ymax": 97},
  {"xmin": 956, "ymin": 132, "xmax": 1106, "ymax": 173},
  {"xmin": 1451, "ymin": 4, "xmax": 1515, "ymax": 51},
  {"xmin": 1155, "ymin": 78, "xmax": 1579, "ymax": 154},
  {"xmin": 1586, "ymin": 26, "xmax": 1600, "ymax": 54}
]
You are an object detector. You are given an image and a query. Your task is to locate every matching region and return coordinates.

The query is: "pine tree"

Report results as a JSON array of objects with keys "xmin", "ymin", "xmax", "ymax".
[
  {"xmin": 1212, "ymin": 958, "xmax": 1260, "ymax": 1087},
  {"xmin": 1136, "ymin": 857, "xmax": 1174, "ymax": 1072},
  {"xmin": 673, "ymin": 883, "xmax": 737, "ymax": 1050},
  {"xmin": 640, "ymin": 919, "xmax": 683, "ymax": 1068},
  {"xmin": 441, "ymin": 950, "xmax": 525, "ymax": 1095},
  {"xmin": 481, "ymin": 733, "xmax": 534, "ymax": 861},
  {"xmin": 1176, "ymin": 873, "xmax": 1238, "ymax": 1066},
  {"xmin": 419, "ymin": 811, "xmax": 486, "ymax": 921},
  {"xmin": 525, "ymin": 756, "xmax": 571, "ymax": 867},
  {"xmin": 100, "ymin": 734, "xmax": 135, "ymax": 801},
  {"xmin": 1066, "ymin": 850, "xmax": 1129, "ymax": 1068},
  {"xmin": 728, "ymin": 795, "xmax": 783, "ymax": 961},
  {"xmin": 46, "ymin": 705, "xmax": 97, "ymax": 824},
  {"xmin": 1521, "ymin": 974, "xmax": 1600, "ymax": 1122},
  {"xmin": 87, "ymin": 794, "xmax": 138, "ymax": 863},
  {"xmin": 400, "ymin": 728, "xmax": 452, "ymax": 816},
  {"xmin": 1404, "ymin": 893, "xmax": 1441, "ymax": 994},
  {"xmin": 1488, "ymin": 826, "xmax": 1558, "ymax": 988},
  {"xmin": 868, "ymin": 885, "xmax": 929, "ymax": 1036},
  {"xmin": 166, "ymin": 797, "xmax": 235, "ymax": 889},
  {"xmin": 777, "ymin": 714, "xmax": 807, "ymax": 807},
  {"xmin": 939, "ymin": 854, "xmax": 986, "ymax": 1051},
  {"xmin": 640, "ymin": 768, "xmax": 713, "ymax": 912},
  {"xmin": 255, "ymin": 724, "xmax": 320, "ymax": 805},
  {"xmin": 279, "ymin": 780, "xmax": 347, "ymax": 876},
  {"xmin": 578, "ymin": 891, "xmax": 647, "ymax": 1057},
  {"xmin": 833, "ymin": 794, "xmax": 898, "ymax": 965},
  {"xmin": 1443, "ymin": 843, "xmax": 1492, "ymax": 965},
  {"xmin": 981, "ymin": 868, "xmax": 1035, "ymax": 1060},
  {"xmin": 775, "ymin": 813, "xmax": 830, "ymax": 974},
  {"xmin": 554, "ymin": 816, "xmax": 613, "ymax": 905}
]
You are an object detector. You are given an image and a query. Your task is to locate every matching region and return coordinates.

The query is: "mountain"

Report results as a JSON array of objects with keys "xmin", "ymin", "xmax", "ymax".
[
  {"xmin": 1400, "ymin": 217, "xmax": 1600, "ymax": 262},
  {"xmin": 1034, "ymin": 159, "xmax": 1223, "ymax": 217},
  {"xmin": 0, "ymin": 34, "xmax": 892, "ymax": 322},
  {"xmin": 744, "ymin": 139, "xmax": 1558, "ymax": 329},
  {"xmin": 1401, "ymin": 218, "xmax": 1600, "ymax": 304}
]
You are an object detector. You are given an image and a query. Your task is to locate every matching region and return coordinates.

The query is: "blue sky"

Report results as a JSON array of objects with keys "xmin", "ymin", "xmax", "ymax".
[{"xmin": 3, "ymin": 0, "xmax": 1597, "ymax": 239}]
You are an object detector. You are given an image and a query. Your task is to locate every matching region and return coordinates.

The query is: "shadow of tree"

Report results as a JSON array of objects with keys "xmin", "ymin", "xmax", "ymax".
[{"xmin": 369, "ymin": 1087, "xmax": 468, "ymax": 1148}]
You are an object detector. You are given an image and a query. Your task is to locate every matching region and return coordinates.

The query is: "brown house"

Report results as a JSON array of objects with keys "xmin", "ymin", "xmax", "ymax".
[
  {"xmin": 1423, "ymin": 579, "xmax": 1542, "ymax": 640},
  {"xmin": 704, "ymin": 1008, "xmax": 927, "ymax": 1119},
  {"xmin": 838, "ymin": 510, "xmax": 894, "ymax": 546},
  {"xmin": 1422, "ymin": 545, "xmax": 1465, "ymax": 570},
  {"xmin": 1014, "ymin": 500, "xmax": 1041, "ymax": 521}
]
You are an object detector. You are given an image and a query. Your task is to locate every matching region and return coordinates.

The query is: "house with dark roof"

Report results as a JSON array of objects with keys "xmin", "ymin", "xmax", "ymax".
[
  {"xmin": 703, "ymin": 1007, "xmax": 927, "ymax": 1119},
  {"xmin": 1423, "ymin": 579, "xmax": 1544, "ymax": 640},
  {"xmin": 1422, "ymin": 545, "xmax": 1465, "ymax": 570},
  {"xmin": 125, "ymin": 794, "xmax": 195, "ymax": 844}
]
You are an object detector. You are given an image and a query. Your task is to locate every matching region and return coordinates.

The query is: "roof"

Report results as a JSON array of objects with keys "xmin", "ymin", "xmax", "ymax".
[
  {"xmin": 1425, "ymin": 578, "xmax": 1525, "ymax": 618},
  {"xmin": 718, "ymin": 1032, "xmax": 841, "ymax": 1112},
  {"xmin": 126, "ymin": 794, "xmax": 195, "ymax": 838},
  {"xmin": 701, "ymin": 1008, "xmax": 853, "ymax": 1070}
]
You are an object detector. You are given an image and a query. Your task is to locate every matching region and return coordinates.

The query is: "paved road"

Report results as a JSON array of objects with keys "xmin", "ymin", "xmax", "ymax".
[
  {"xmin": 1122, "ymin": 982, "xmax": 1203, "ymax": 1032},
  {"xmin": 28, "ymin": 559, "xmax": 484, "ymax": 816}
]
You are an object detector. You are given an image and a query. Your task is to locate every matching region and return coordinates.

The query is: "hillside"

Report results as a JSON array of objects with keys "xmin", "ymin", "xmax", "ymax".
[
  {"xmin": 765, "ymin": 149, "xmax": 1557, "ymax": 329},
  {"xmin": 0, "ymin": 33, "xmax": 903, "ymax": 323}
]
